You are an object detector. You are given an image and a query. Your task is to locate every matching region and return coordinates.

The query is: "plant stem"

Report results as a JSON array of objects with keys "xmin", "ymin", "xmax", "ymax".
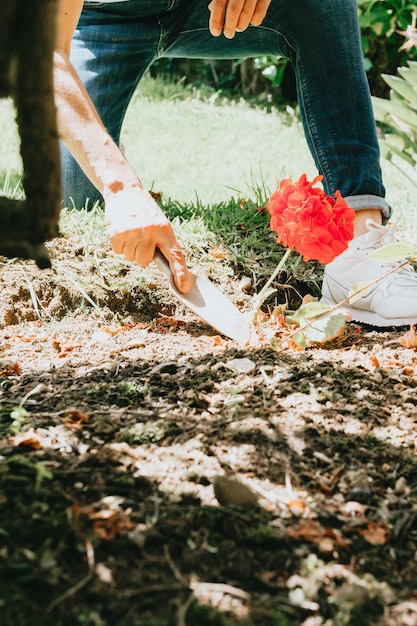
[
  {"xmin": 252, "ymin": 247, "xmax": 292, "ymax": 313},
  {"xmin": 280, "ymin": 255, "xmax": 417, "ymax": 349}
]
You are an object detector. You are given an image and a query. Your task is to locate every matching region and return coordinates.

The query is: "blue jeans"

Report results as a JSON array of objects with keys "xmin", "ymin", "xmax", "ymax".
[{"xmin": 62, "ymin": 0, "xmax": 391, "ymax": 220}]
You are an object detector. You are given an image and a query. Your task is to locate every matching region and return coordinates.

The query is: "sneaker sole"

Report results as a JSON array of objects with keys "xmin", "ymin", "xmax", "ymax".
[{"xmin": 320, "ymin": 297, "xmax": 416, "ymax": 327}]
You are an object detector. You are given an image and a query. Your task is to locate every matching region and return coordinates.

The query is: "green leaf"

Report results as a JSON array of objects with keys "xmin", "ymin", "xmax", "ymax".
[
  {"xmin": 287, "ymin": 301, "xmax": 331, "ymax": 323},
  {"xmin": 293, "ymin": 311, "xmax": 348, "ymax": 347},
  {"xmin": 398, "ymin": 66, "xmax": 417, "ymax": 88},
  {"xmin": 348, "ymin": 280, "xmax": 374, "ymax": 304},
  {"xmin": 291, "ymin": 329, "xmax": 307, "ymax": 348},
  {"xmin": 382, "ymin": 74, "xmax": 417, "ymax": 107},
  {"xmin": 385, "ymin": 142, "xmax": 417, "ymax": 167},
  {"xmin": 368, "ymin": 242, "xmax": 416, "ymax": 262},
  {"xmin": 373, "ymin": 96, "xmax": 417, "ymax": 133},
  {"xmin": 10, "ymin": 406, "xmax": 28, "ymax": 422},
  {"xmin": 260, "ymin": 288, "xmax": 277, "ymax": 300},
  {"xmin": 251, "ymin": 287, "xmax": 277, "ymax": 312}
]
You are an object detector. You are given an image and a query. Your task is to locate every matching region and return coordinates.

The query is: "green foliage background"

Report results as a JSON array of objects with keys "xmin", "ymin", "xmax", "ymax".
[{"xmin": 151, "ymin": 2, "xmax": 417, "ymax": 102}]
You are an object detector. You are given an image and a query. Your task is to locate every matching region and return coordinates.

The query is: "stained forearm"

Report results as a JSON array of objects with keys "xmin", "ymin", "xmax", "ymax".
[{"xmin": 54, "ymin": 49, "xmax": 141, "ymax": 195}]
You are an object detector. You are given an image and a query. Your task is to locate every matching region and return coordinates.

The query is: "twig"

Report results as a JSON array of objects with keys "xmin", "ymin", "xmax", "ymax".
[
  {"xmin": 252, "ymin": 248, "xmax": 292, "ymax": 317},
  {"xmin": 46, "ymin": 538, "xmax": 95, "ymax": 612},
  {"xmin": 164, "ymin": 544, "xmax": 188, "ymax": 585},
  {"xmin": 20, "ymin": 267, "xmax": 45, "ymax": 322},
  {"xmin": 120, "ymin": 583, "xmax": 189, "ymax": 598},
  {"xmin": 279, "ymin": 257, "xmax": 416, "ymax": 350},
  {"xmin": 190, "ymin": 581, "xmax": 250, "ymax": 600},
  {"xmin": 176, "ymin": 592, "xmax": 195, "ymax": 626},
  {"xmin": 55, "ymin": 263, "xmax": 103, "ymax": 314},
  {"xmin": 119, "ymin": 580, "xmax": 250, "ymax": 601},
  {"xmin": 164, "ymin": 543, "xmax": 197, "ymax": 626}
]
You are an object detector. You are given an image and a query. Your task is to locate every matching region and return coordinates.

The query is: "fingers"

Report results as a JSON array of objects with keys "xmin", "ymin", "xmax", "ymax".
[
  {"xmin": 250, "ymin": 0, "xmax": 272, "ymax": 26},
  {"xmin": 105, "ymin": 187, "xmax": 193, "ymax": 293},
  {"xmin": 110, "ymin": 229, "xmax": 155, "ymax": 266},
  {"xmin": 208, "ymin": 0, "xmax": 228, "ymax": 36},
  {"xmin": 208, "ymin": 0, "xmax": 272, "ymax": 38},
  {"xmin": 234, "ymin": 0, "xmax": 259, "ymax": 35},
  {"xmin": 109, "ymin": 230, "xmax": 193, "ymax": 294},
  {"xmin": 158, "ymin": 244, "xmax": 194, "ymax": 294}
]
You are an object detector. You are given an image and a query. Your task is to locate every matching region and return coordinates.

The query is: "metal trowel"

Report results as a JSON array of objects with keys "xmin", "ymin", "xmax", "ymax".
[{"xmin": 153, "ymin": 251, "xmax": 252, "ymax": 344}]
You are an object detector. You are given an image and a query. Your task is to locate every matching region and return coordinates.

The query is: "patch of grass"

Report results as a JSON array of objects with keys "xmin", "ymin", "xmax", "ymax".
[
  {"xmin": 137, "ymin": 71, "xmax": 217, "ymax": 102},
  {"xmin": 0, "ymin": 99, "xmax": 22, "ymax": 188},
  {"xmin": 123, "ymin": 75, "xmax": 417, "ymax": 232},
  {"xmin": 122, "ymin": 75, "xmax": 314, "ymax": 205},
  {"xmin": 59, "ymin": 203, "xmax": 108, "ymax": 247},
  {"xmin": 0, "ymin": 168, "xmax": 23, "ymax": 199},
  {"xmin": 119, "ymin": 420, "xmax": 181, "ymax": 444},
  {"xmin": 55, "ymin": 188, "xmax": 321, "ymax": 309},
  {"xmin": 160, "ymin": 190, "xmax": 323, "ymax": 300},
  {"xmin": 0, "ymin": 73, "xmax": 416, "ymax": 302}
]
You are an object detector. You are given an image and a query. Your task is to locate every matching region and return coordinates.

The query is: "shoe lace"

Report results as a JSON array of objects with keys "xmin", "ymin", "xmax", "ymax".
[
  {"xmin": 361, "ymin": 218, "xmax": 396, "ymax": 248},
  {"xmin": 361, "ymin": 218, "xmax": 416, "ymax": 278}
]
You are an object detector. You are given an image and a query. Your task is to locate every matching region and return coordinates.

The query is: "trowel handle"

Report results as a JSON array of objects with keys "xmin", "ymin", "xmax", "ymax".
[{"xmin": 153, "ymin": 250, "xmax": 172, "ymax": 278}]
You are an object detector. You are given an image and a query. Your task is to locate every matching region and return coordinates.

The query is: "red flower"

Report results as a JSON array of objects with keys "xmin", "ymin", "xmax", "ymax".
[{"xmin": 268, "ymin": 175, "xmax": 355, "ymax": 264}]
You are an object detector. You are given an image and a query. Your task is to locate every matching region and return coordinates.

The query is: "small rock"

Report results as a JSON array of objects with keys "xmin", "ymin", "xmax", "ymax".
[
  {"xmin": 225, "ymin": 358, "xmax": 256, "ymax": 374},
  {"xmin": 91, "ymin": 330, "xmax": 111, "ymax": 343},
  {"xmin": 348, "ymin": 487, "xmax": 372, "ymax": 504},
  {"xmin": 149, "ymin": 361, "xmax": 180, "ymax": 375},
  {"xmin": 238, "ymin": 277, "xmax": 252, "ymax": 292},
  {"xmin": 318, "ymin": 536, "xmax": 334, "ymax": 554},
  {"xmin": 288, "ymin": 587, "xmax": 305, "ymax": 606},
  {"xmin": 126, "ymin": 334, "xmax": 147, "ymax": 349},
  {"xmin": 395, "ymin": 476, "xmax": 410, "ymax": 495},
  {"xmin": 213, "ymin": 475, "xmax": 258, "ymax": 508}
]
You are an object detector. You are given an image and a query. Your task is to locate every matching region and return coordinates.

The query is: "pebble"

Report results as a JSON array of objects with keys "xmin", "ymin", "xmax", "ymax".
[
  {"xmin": 212, "ymin": 475, "xmax": 258, "ymax": 508},
  {"xmin": 238, "ymin": 277, "xmax": 252, "ymax": 292},
  {"xmin": 225, "ymin": 358, "xmax": 256, "ymax": 374}
]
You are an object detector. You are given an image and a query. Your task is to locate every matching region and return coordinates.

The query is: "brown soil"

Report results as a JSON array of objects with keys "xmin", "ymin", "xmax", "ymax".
[{"xmin": 1, "ymin": 232, "xmax": 417, "ymax": 626}]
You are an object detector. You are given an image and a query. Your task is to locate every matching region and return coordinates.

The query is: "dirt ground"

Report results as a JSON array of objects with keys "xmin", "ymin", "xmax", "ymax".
[{"xmin": 1, "ymin": 231, "xmax": 417, "ymax": 626}]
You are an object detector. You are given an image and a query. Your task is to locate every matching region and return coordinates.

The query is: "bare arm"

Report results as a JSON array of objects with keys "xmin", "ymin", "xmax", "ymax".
[
  {"xmin": 54, "ymin": 0, "xmax": 192, "ymax": 292},
  {"xmin": 208, "ymin": 0, "xmax": 272, "ymax": 38}
]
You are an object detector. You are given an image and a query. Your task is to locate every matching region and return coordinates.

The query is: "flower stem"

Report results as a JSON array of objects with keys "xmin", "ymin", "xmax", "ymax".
[
  {"xmin": 252, "ymin": 248, "xmax": 292, "ymax": 314},
  {"xmin": 277, "ymin": 255, "xmax": 417, "ymax": 350}
]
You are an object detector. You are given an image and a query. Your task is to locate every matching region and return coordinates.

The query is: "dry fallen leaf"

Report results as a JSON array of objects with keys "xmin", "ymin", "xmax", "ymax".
[
  {"xmin": 287, "ymin": 519, "xmax": 325, "ymax": 543},
  {"xmin": 149, "ymin": 190, "xmax": 163, "ymax": 201},
  {"xmin": 15, "ymin": 336, "xmax": 39, "ymax": 343},
  {"xmin": 301, "ymin": 294, "xmax": 314, "ymax": 305},
  {"xmin": 52, "ymin": 338, "xmax": 81, "ymax": 357},
  {"xmin": 359, "ymin": 521, "xmax": 390, "ymax": 546},
  {"xmin": 0, "ymin": 362, "xmax": 21, "ymax": 376},
  {"xmin": 398, "ymin": 325, "xmax": 417, "ymax": 348},
  {"xmin": 210, "ymin": 246, "xmax": 228, "ymax": 259},
  {"xmin": 8, "ymin": 429, "xmax": 43, "ymax": 449},
  {"xmin": 70, "ymin": 504, "xmax": 134, "ymax": 540},
  {"xmin": 287, "ymin": 499, "xmax": 306, "ymax": 517},
  {"xmin": 155, "ymin": 316, "xmax": 187, "ymax": 330},
  {"xmin": 102, "ymin": 322, "xmax": 150, "ymax": 336},
  {"xmin": 258, "ymin": 570, "xmax": 284, "ymax": 588},
  {"xmin": 212, "ymin": 336, "xmax": 227, "ymax": 347},
  {"xmin": 91, "ymin": 509, "xmax": 134, "ymax": 540},
  {"xmin": 288, "ymin": 520, "xmax": 349, "ymax": 548},
  {"xmin": 64, "ymin": 409, "xmax": 91, "ymax": 429},
  {"xmin": 370, "ymin": 355, "xmax": 380, "ymax": 368}
]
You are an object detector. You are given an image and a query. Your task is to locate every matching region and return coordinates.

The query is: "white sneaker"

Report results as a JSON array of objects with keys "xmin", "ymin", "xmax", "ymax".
[{"xmin": 321, "ymin": 219, "xmax": 417, "ymax": 326}]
